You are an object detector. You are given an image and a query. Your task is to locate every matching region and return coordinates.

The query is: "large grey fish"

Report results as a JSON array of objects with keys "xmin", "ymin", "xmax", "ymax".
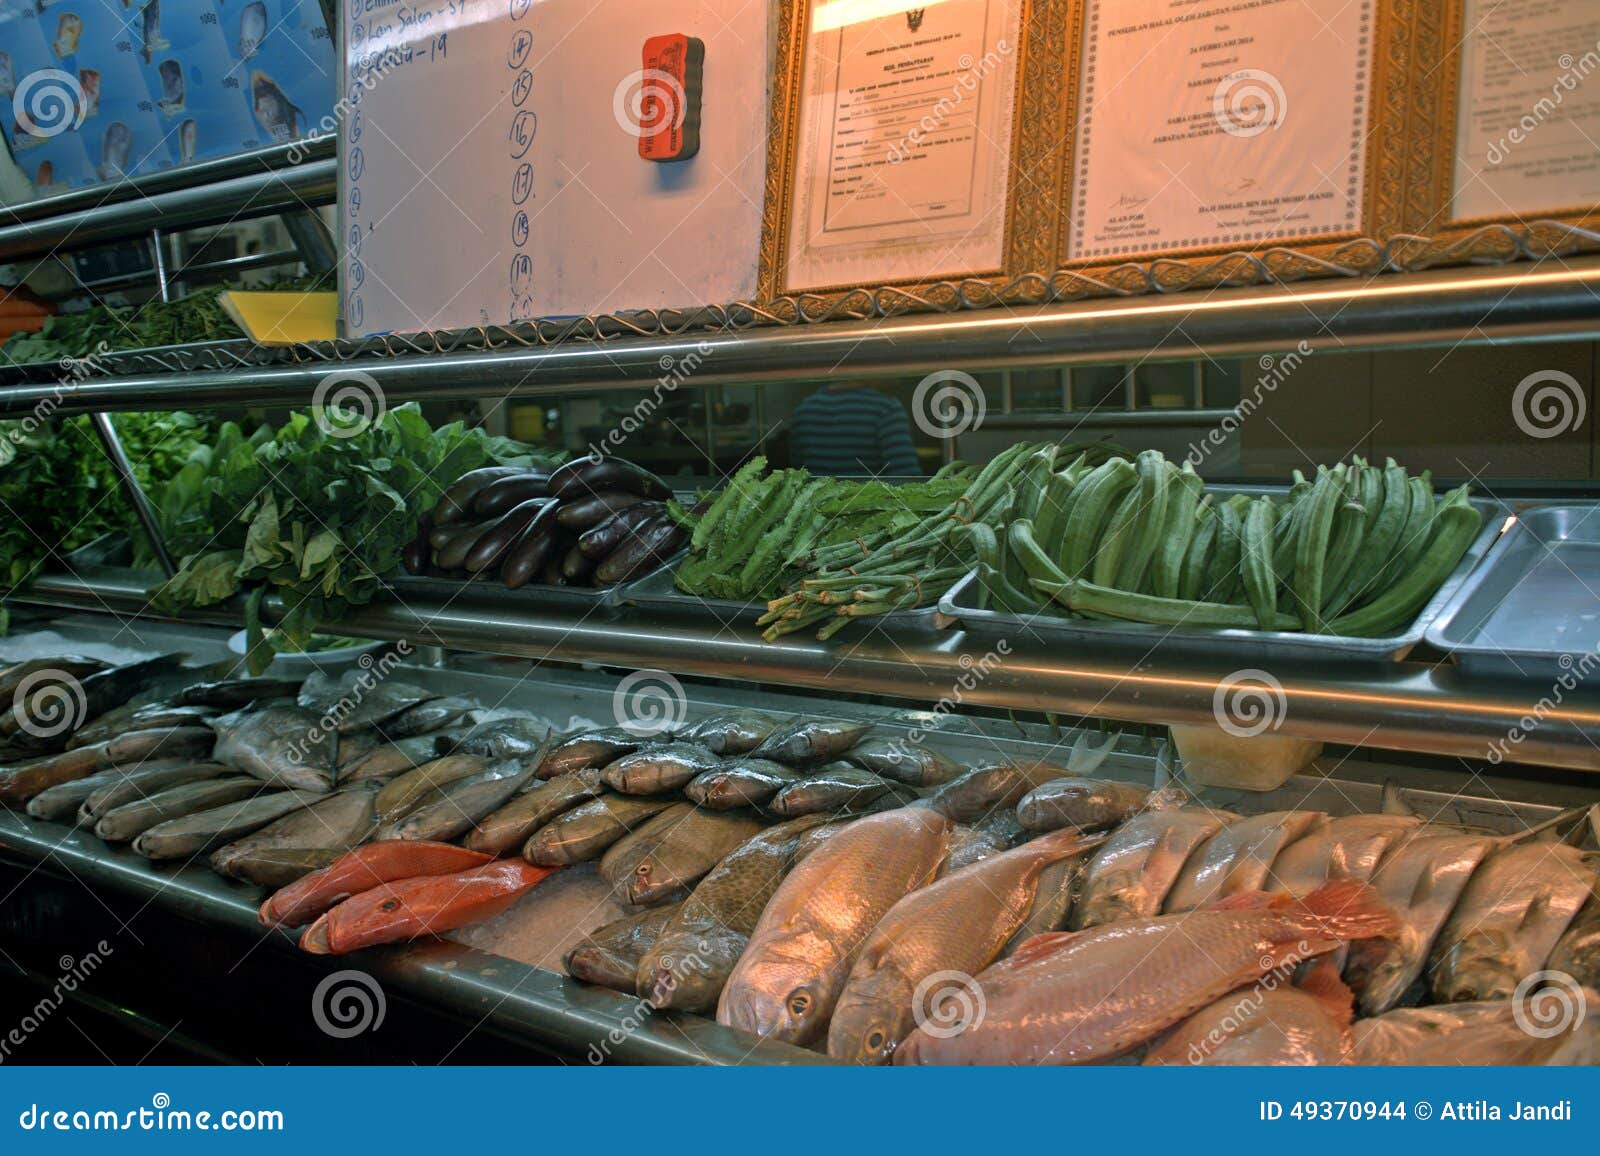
[
  {"xmin": 297, "ymin": 671, "xmax": 434, "ymax": 733},
  {"xmin": 104, "ymin": 725, "xmax": 214, "ymax": 768},
  {"xmin": 1266, "ymin": 814, "xmax": 1423, "ymax": 895},
  {"xmin": 768, "ymin": 764, "xmax": 914, "ymax": 818},
  {"xmin": 466, "ymin": 767, "xmax": 606, "ymax": 855},
  {"xmin": 1072, "ymin": 809, "xmax": 1235, "ymax": 929},
  {"xmin": 685, "ymin": 758, "xmax": 804, "ymax": 809},
  {"xmin": 1162, "ymin": 811, "xmax": 1327, "ymax": 912},
  {"xmin": 842, "ymin": 737, "xmax": 963, "ymax": 786},
  {"xmin": 0, "ymin": 656, "xmax": 106, "ymax": 704},
  {"xmin": 211, "ymin": 703, "xmax": 337, "ymax": 791},
  {"xmin": 96, "ymin": 776, "xmax": 262, "ymax": 842},
  {"xmin": 536, "ymin": 728, "xmax": 639, "ymax": 778},
  {"xmin": 373, "ymin": 754, "xmax": 487, "ymax": 823},
  {"xmin": 378, "ymin": 696, "xmax": 474, "ymax": 739},
  {"xmin": 69, "ymin": 701, "xmax": 216, "ymax": 750},
  {"xmin": 377, "ymin": 759, "xmax": 535, "ymax": 843},
  {"xmin": 1549, "ymin": 898, "xmax": 1600, "ymax": 989},
  {"xmin": 25, "ymin": 757, "xmax": 203, "ymax": 823},
  {"xmin": 750, "ymin": 719, "xmax": 872, "ymax": 766},
  {"xmin": 682, "ymin": 711, "xmax": 781, "ymax": 755},
  {"xmin": 941, "ymin": 824, "xmax": 1011, "ymax": 874},
  {"xmin": 598, "ymin": 803, "xmax": 696, "ymax": 892},
  {"xmin": 133, "ymin": 789, "xmax": 317, "ymax": 859},
  {"xmin": 1345, "ymin": 995, "xmax": 1600, "ymax": 1065},
  {"xmin": 1342, "ymin": 830, "xmax": 1496, "ymax": 1015},
  {"xmin": 0, "ymin": 745, "xmax": 107, "ymax": 804},
  {"xmin": 624, "ymin": 808, "xmax": 767, "ymax": 905},
  {"xmin": 77, "ymin": 762, "xmax": 230, "ymax": 826},
  {"xmin": 524, "ymin": 795, "xmax": 676, "ymax": 866},
  {"xmin": 210, "ymin": 782, "xmax": 381, "ymax": 887},
  {"xmin": 1, "ymin": 654, "xmax": 186, "ymax": 751},
  {"xmin": 341, "ymin": 733, "xmax": 446, "ymax": 781},
  {"xmin": 1429, "ymin": 842, "xmax": 1596, "ymax": 1002},
  {"xmin": 918, "ymin": 761, "xmax": 1073, "ymax": 824},
  {"xmin": 1017, "ymin": 777, "xmax": 1172, "ymax": 834},
  {"xmin": 600, "ymin": 742, "xmax": 720, "ymax": 794},
  {"xmin": 638, "ymin": 815, "xmax": 832, "ymax": 1012},
  {"xmin": 178, "ymin": 677, "xmax": 302, "ymax": 708},
  {"xmin": 564, "ymin": 904, "xmax": 682, "ymax": 993}
]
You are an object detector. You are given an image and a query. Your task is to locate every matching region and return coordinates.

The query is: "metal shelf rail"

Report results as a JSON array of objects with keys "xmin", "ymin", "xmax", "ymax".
[
  {"xmin": 19, "ymin": 571, "xmax": 1600, "ymax": 773},
  {"xmin": 5, "ymin": 257, "xmax": 1600, "ymax": 416}
]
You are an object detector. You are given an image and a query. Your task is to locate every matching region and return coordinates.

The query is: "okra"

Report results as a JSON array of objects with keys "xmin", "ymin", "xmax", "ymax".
[
  {"xmin": 1092, "ymin": 488, "xmax": 1142, "ymax": 588},
  {"xmin": 1202, "ymin": 495, "xmax": 1248, "ymax": 604},
  {"xmin": 1150, "ymin": 462, "xmax": 1204, "ymax": 598},
  {"xmin": 1292, "ymin": 463, "xmax": 1345, "ymax": 631},
  {"xmin": 1008, "ymin": 519, "xmax": 1072, "ymax": 587},
  {"xmin": 1240, "ymin": 497, "xmax": 1278, "ymax": 630},
  {"xmin": 1325, "ymin": 458, "xmax": 1408, "ymax": 615},
  {"xmin": 1112, "ymin": 451, "xmax": 1173, "ymax": 592},
  {"xmin": 1033, "ymin": 577, "xmax": 1303, "ymax": 631},
  {"xmin": 1178, "ymin": 498, "xmax": 1218, "ymax": 601},
  {"xmin": 1060, "ymin": 458, "xmax": 1138, "ymax": 579},
  {"xmin": 1326, "ymin": 488, "xmax": 1481, "ymax": 637},
  {"xmin": 1318, "ymin": 496, "xmax": 1369, "ymax": 612}
]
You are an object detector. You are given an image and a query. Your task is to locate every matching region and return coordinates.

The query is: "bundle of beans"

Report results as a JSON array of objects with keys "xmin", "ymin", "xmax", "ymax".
[
  {"xmin": 983, "ymin": 450, "xmax": 1482, "ymax": 637},
  {"xmin": 402, "ymin": 457, "xmax": 687, "ymax": 589}
]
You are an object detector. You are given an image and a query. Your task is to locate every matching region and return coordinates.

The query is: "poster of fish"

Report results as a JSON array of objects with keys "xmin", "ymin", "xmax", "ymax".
[{"xmin": 0, "ymin": 0, "xmax": 333, "ymax": 192}]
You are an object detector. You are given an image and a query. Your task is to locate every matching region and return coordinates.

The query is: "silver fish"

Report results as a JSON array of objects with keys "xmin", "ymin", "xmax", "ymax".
[
  {"xmin": 378, "ymin": 696, "xmax": 474, "ymax": 740},
  {"xmin": 918, "ymin": 761, "xmax": 1074, "ymax": 824},
  {"xmin": 749, "ymin": 719, "xmax": 872, "ymax": 766},
  {"xmin": 600, "ymin": 742, "xmax": 720, "ymax": 794},
  {"xmin": 77, "ymin": 762, "xmax": 230, "ymax": 826},
  {"xmin": 1549, "ymin": 898, "xmax": 1600, "ymax": 989},
  {"xmin": 26, "ymin": 758, "xmax": 200, "ymax": 823},
  {"xmin": 1266, "ymin": 814, "xmax": 1423, "ymax": 895},
  {"xmin": 179, "ymin": 677, "xmax": 301, "ymax": 708},
  {"xmin": 1016, "ymin": 777, "xmax": 1168, "ymax": 834},
  {"xmin": 536, "ymin": 728, "xmax": 639, "ymax": 777},
  {"xmin": 210, "ymin": 782, "xmax": 381, "ymax": 887},
  {"xmin": 1162, "ymin": 811, "xmax": 1327, "ymax": 912},
  {"xmin": 134, "ymin": 790, "xmax": 317, "ymax": 859},
  {"xmin": 1072, "ymin": 809, "xmax": 1235, "ymax": 930},
  {"xmin": 842, "ymin": 737, "xmax": 963, "ymax": 786},
  {"xmin": 682, "ymin": 711, "xmax": 781, "ymax": 755},
  {"xmin": 767, "ymin": 764, "xmax": 915, "ymax": 818},
  {"xmin": 211, "ymin": 703, "xmax": 337, "ymax": 791},
  {"xmin": 96, "ymin": 776, "xmax": 262, "ymax": 842},
  {"xmin": 685, "ymin": 758, "xmax": 804, "ymax": 809},
  {"xmin": 377, "ymin": 759, "xmax": 535, "ymax": 842},
  {"xmin": 1343, "ymin": 830, "xmax": 1496, "ymax": 1015},
  {"xmin": 523, "ymin": 794, "xmax": 676, "ymax": 866},
  {"xmin": 1345, "ymin": 995, "xmax": 1600, "ymax": 1065},
  {"xmin": 1429, "ymin": 842, "xmax": 1596, "ymax": 1003}
]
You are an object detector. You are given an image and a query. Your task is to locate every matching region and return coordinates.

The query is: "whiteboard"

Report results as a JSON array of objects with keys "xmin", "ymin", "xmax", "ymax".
[{"xmin": 339, "ymin": 0, "xmax": 769, "ymax": 337}]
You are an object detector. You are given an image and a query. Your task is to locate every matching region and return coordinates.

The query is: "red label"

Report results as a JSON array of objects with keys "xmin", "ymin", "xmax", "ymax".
[{"xmin": 638, "ymin": 33, "xmax": 703, "ymax": 162}]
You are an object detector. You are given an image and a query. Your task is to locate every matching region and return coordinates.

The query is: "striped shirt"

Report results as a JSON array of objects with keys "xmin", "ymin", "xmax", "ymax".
[{"xmin": 789, "ymin": 387, "xmax": 921, "ymax": 477}]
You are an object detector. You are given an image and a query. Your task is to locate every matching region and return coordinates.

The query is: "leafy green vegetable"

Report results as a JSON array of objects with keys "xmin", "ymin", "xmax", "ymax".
[{"xmin": 152, "ymin": 402, "xmax": 558, "ymax": 672}]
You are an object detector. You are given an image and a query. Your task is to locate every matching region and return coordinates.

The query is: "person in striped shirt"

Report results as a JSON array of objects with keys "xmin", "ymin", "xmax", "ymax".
[{"xmin": 788, "ymin": 382, "xmax": 922, "ymax": 476}]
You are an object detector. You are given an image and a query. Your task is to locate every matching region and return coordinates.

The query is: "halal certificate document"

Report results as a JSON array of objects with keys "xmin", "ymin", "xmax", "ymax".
[
  {"xmin": 1067, "ymin": 0, "xmax": 1374, "ymax": 262},
  {"xmin": 783, "ymin": 0, "xmax": 1023, "ymax": 292}
]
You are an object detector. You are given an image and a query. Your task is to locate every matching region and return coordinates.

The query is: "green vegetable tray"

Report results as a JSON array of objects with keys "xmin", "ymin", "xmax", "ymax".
[{"xmin": 938, "ymin": 486, "xmax": 1509, "ymax": 664}]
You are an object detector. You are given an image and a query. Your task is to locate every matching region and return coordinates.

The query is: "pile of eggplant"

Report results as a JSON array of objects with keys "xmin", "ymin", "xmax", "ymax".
[{"xmin": 403, "ymin": 456, "xmax": 689, "ymax": 590}]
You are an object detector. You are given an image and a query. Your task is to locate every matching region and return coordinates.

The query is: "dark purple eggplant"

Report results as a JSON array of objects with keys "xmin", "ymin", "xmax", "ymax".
[
  {"xmin": 555, "ymin": 490, "xmax": 648, "ymax": 531},
  {"xmin": 561, "ymin": 543, "xmax": 598, "ymax": 582},
  {"xmin": 548, "ymin": 456, "xmax": 671, "ymax": 502},
  {"xmin": 594, "ymin": 514, "xmax": 687, "ymax": 585},
  {"xmin": 577, "ymin": 501, "xmax": 666, "ymax": 560},
  {"xmin": 541, "ymin": 556, "xmax": 568, "ymax": 586},
  {"xmin": 463, "ymin": 498, "xmax": 557, "ymax": 574},
  {"xmin": 471, "ymin": 471, "xmax": 553, "ymax": 519},
  {"xmin": 402, "ymin": 515, "xmax": 432, "ymax": 575},
  {"xmin": 501, "ymin": 514, "xmax": 564, "ymax": 590},
  {"xmin": 434, "ymin": 520, "xmax": 495, "ymax": 570},
  {"xmin": 432, "ymin": 467, "xmax": 526, "ymax": 525}
]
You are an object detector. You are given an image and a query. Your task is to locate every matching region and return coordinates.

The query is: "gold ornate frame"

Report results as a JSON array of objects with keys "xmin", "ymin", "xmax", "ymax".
[
  {"xmin": 1410, "ymin": 0, "xmax": 1600, "ymax": 263},
  {"xmin": 758, "ymin": 0, "xmax": 1067, "ymax": 304}
]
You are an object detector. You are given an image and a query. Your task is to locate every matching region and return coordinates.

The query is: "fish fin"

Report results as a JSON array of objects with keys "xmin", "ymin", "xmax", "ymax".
[
  {"xmin": 1146, "ymin": 783, "xmax": 1191, "ymax": 812},
  {"xmin": 1204, "ymin": 889, "xmax": 1294, "ymax": 913},
  {"xmin": 1006, "ymin": 928, "xmax": 1084, "ymax": 967},
  {"xmin": 1026, "ymin": 826, "xmax": 1108, "ymax": 862},
  {"xmin": 1296, "ymin": 957, "xmax": 1355, "ymax": 1026},
  {"xmin": 1293, "ymin": 880, "xmax": 1401, "ymax": 942},
  {"xmin": 1379, "ymin": 780, "xmax": 1419, "ymax": 818}
]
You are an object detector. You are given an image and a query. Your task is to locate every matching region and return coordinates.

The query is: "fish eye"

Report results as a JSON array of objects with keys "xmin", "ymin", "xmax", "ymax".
[
  {"xmin": 636, "ymin": 863, "xmax": 651, "ymax": 877},
  {"xmin": 865, "ymin": 1028, "xmax": 887, "ymax": 1052},
  {"xmin": 379, "ymin": 899, "xmax": 400, "ymax": 913},
  {"xmin": 787, "ymin": 989, "xmax": 812, "ymax": 1017}
]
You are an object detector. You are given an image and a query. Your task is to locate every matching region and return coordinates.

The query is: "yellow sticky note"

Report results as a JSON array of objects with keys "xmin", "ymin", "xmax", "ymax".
[{"xmin": 218, "ymin": 291, "xmax": 338, "ymax": 346}]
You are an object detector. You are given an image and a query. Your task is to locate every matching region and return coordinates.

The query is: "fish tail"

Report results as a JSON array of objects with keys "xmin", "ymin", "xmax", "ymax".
[{"xmin": 1290, "ymin": 880, "xmax": 1400, "ymax": 943}]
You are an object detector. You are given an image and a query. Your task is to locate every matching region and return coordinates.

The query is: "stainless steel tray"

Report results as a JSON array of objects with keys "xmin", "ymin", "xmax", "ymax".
[
  {"xmin": 938, "ymin": 487, "xmax": 1509, "ymax": 665},
  {"xmin": 619, "ymin": 556, "xmax": 953, "ymax": 633},
  {"xmin": 388, "ymin": 562, "xmax": 670, "ymax": 614},
  {"xmin": 1424, "ymin": 503, "xmax": 1600, "ymax": 681}
]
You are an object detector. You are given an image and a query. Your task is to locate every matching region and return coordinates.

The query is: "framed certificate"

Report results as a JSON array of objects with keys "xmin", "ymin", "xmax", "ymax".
[
  {"xmin": 1052, "ymin": 0, "xmax": 1420, "ymax": 284},
  {"xmin": 1426, "ymin": 0, "xmax": 1600, "ymax": 247},
  {"xmin": 761, "ymin": 0, "xmax": 1057, "ymax": 300}
]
